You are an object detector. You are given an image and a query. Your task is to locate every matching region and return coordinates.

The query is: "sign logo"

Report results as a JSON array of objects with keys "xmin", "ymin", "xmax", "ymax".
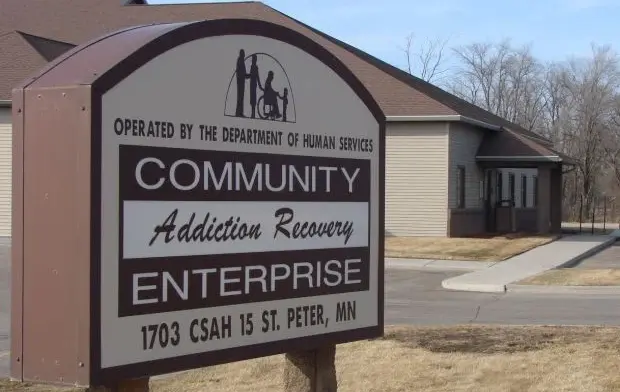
[{"xmin": 225, "ymin": 49, "xmax": 296, "ymax": 123}]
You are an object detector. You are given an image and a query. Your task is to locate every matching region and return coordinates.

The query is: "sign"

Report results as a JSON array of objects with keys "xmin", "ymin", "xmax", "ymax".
[{"xmin": 12, "ymin": 19, "xmax": 384, "ymax": 385}]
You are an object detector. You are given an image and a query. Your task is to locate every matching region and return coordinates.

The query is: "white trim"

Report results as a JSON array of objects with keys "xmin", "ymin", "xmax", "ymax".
[
  {"xmin": 385, "ymin": 115, "xmax": 555, "ymax": 145},
  {"xmin": 476, "ymin": 155, "xmax": 562, "ymax": 162},
  {"xmin": 386, "ymin": 115, "xmax": 501, "ymax": 131},
  {"xmin": 387, "ymin": 115, "xmax": 461, "ymax": 122},
  {"xmin": 459, "ymin": 116, "xmax": 502, "ymax": 131}
]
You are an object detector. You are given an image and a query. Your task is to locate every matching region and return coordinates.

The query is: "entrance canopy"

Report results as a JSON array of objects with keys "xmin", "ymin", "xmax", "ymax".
[
  {"xmin": 476, "ymin": 127, "xmax": 577, "ymax": 169},
  {"xmin": 475, "ymin": 127, "xmax": 575, "ymax": 234}
]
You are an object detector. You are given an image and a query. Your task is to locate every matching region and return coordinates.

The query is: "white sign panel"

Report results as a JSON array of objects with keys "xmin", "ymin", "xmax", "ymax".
[{"xmin": 95, "ymin": 20, "xmax": 383, "ymax": 377}]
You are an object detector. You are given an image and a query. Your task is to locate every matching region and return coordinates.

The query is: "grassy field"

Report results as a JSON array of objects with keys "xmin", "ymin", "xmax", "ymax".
[
  {"xmin": 6, "ymin": 325, "xmax": 620, "ymax": 392},
  {"xmin": 519, "ymin": 268, "xmax": 620, "ymax": 286},
  {"xmin": 385, "ymin": 234, "xmax": 556, "ymax": 261}
]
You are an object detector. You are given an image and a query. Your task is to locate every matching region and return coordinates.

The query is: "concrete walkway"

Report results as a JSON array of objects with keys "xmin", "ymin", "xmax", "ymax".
[
  {"xmin": 571, "ymin": 241, "xmax": 620, "ymax": 269},
  {"xmin": 386, "ymin": 258, "xmax": 494, "ymax": 271},
  {"xmin": 442, "ymin": 232, "xmax": 620, "ymax": 293}
]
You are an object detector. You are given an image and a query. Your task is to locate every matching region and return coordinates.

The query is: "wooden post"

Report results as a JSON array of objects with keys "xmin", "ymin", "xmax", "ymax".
[
  {"xmin": 284, "ymin": 346, "xmax": 337, "ymax": 392},
  {"xmin": 603, "ymin": 196, "xmax": 607, "ymax": 230},
  {"xmin": 591, "ymin": 198, "xmax": 596, "ymax": 235},
  {"xmin": 579, "ymin": 195, "xmax": 583, "ymax": 233},
  {"xmin": 89, "ymin": 378, "xmax": 150, "ymax": 392}
]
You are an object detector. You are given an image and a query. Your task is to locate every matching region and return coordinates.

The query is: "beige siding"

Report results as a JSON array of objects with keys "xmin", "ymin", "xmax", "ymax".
[
  {"xmin": 498, "ymin": 168, "xmax": 538, "ymax": 208},
  {"xmin": 0, "ymin": 108, "xmax": 11, "ymax": 236},
  {"xmin": 448, "ymin": 123, "xmax": 484, "ymax": 209},
  {"xmin": 385, "ymin": 122, "xmax": 449, "ymax": 237}
]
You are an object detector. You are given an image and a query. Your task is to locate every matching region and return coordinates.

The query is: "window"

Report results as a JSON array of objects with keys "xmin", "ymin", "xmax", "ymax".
[
  {"xmin": 456, "ymin": 166, "xmax": 466, "ymax": 208},
  {"xmin": 496, "ymin": 171, "xmax": 503, "ymax": 201},
  {"xmin": 509, "ymin": 173, "xmax": 516, "ymax": 206},
  {"xmin": 533, "ymin": 175, "xmax": 538, "ymax": 207},
  {"xmin": 521, "ymin": 175, "xmax": 528, "ymax": 207},
  {"xmin": 485, "ymin": 170, "xmax": 492, "ymax": 200}
]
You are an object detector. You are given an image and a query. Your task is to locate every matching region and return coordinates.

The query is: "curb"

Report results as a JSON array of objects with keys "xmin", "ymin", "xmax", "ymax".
[
  {"xmin": 555, "ymin": 235, "xmax": 619, "ymax": 269},
  {"xmin": 440, "ymin": 234, "xmax": 620, "ymax": 293},
  {"xmin": 506, "ymin": 284, "xmax": 620, "ymax": 295},
  {"xmin": 385, "ymin": 258, "xmax": 493, "ymax": 271},
  {"xmin": 441, "ymin": 280, "xmax": 506, "ymax": 293}
]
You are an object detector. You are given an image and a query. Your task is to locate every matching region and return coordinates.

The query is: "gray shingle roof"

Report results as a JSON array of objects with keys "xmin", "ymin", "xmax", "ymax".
[{"xmin": 1, "ymin": 0, "xmax": 563, "ymax": 157}]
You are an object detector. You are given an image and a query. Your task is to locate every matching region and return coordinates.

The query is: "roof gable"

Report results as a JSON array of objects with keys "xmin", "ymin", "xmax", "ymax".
[
  {"xmin": 476, "ymin": 128, "xmax": 575, "ymax": 164},
  {"xmin": 17, "ymin": 31, "xmax": 76, "ymax": 62},
  {"xmin": 0, "ymin": 0, "xmax": 457, "ymax": 119},
  {"xmin": 0, "ymin": 31, "xmax": 50, "ymax": 102},
  {"xmin": 0, "ymin": 0, "xmax": 553, "ymax": 145}
]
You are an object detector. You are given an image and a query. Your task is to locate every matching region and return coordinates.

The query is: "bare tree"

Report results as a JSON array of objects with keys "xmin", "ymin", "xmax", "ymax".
[
  {"xmin": 449, "ymin": 40, "xmax": 547, "ymax": 132},
  {"xmin": 449, "ymin": 40, "xmax": 509, "ymax": 112},
  {"xmin": 559, "ymin": 44, "xmax": 620, "ymax": 215},
  {"xmin": 540, "ymin": 63, "xmax": 569, "ymax": 143},
  {"xmin": 401, "ymin": 33, "xmax": 450, "ymax": 83},
  {"xmin": 601, "ymin": 96, "xmax": 620, "ymax": 190}
]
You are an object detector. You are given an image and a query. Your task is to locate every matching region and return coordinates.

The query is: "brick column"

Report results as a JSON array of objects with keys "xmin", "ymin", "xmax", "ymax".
[
  {"xmin": 537, "ymin": 166, "xmax": 551, "ymax": 234},
  {"xmin": 549, "ymin": 166, "xmax": 563, "ymax": 233}
]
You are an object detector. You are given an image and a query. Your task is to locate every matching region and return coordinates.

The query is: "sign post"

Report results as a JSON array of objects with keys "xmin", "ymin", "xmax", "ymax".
[
  {"xmin": 284, "ymin": 346, "xmax": 337, "ymax": 392},
  {"xmin": 12, "ymin": 19, "xmax": 384, "ymax": 390}
]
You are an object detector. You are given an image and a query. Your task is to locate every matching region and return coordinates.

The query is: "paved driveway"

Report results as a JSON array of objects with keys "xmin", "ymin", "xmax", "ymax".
[
  {"xmin": 386, "ymin": 268, "xmax": 620, "ymax": 326},
  {"xmin": 2, "ymin": 245, "xmax": 620, "ymax": 378}
]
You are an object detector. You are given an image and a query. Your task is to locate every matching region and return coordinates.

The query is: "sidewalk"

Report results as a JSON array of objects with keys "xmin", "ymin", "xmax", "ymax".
[
  {"xmin": 386, "ymin": 258, "xmax": 494, "ymax": 271},
  {"xmin": 441, "ymin": 232, "xmax": 620, "ymax": 293}
]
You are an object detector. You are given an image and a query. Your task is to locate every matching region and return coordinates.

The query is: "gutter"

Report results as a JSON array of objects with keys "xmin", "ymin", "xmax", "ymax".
[
  {"xmin": 0, "ymin": 100, "xmax": 11, "ymax": 108},
  {"xmin": 386, "ymin": 115, "xmax": 501, "ymax": 131},
  {"xmin": 386, "ymin": 115, "xmax": 554, "ymax": 146},
  {"xmin": 476, "ymin": 155, "xmax": 563, "ymax": 162}
]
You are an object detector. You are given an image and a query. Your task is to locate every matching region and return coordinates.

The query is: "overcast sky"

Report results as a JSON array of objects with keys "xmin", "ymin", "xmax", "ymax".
[{"xmin": 148, "ymin": 0, "xmax": 620, "ymax": 70}]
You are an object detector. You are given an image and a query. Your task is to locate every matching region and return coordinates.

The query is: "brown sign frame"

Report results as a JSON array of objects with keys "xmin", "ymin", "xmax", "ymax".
[{"xmin": 13, "ymin": 18, "xmax": 385, "ymax": 386}]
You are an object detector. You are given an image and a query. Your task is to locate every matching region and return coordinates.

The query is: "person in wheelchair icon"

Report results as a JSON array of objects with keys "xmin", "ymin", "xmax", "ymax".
[{"xmin": 257, "ymin": 71, "xmax": 283, "ymax": 120}]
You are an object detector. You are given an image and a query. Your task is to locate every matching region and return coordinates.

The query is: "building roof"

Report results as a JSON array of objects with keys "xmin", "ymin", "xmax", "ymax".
[
  {"xmin": 17, "ymin": 32, "xmax": 76, "ymax": 62},
  {"xmin": 0, "ymin": 31, "xmax": 60, "ymax": 105},
  {"xmin": 476, "ymin": 128, "xmax": 577, "ymax": 165},
  {"xmin": 0, "ymin": 0, "xmax": 564, "ymax": 160}
]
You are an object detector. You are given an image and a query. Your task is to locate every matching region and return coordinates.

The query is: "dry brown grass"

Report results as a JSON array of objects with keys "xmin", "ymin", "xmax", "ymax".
[
  {"xmin": 519, "ymin": 268, "xmax": 620, "ymax": 286},
  {"xmin": 385, "ymin": 234, "xmax": 556, "ymax": 261},
  {"xmin": 6, "ymin": 325, "xmax": 620, "ymax": 392},
  {"xmin": 0, "ymin": 380, "xmax": 82, "ymax": 392},
  {"xmin": 150, "ymin": 325, "xmax": 620, "ymax": 392}
]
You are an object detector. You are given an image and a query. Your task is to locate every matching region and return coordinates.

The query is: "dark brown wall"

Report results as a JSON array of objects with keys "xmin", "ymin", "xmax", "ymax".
[
  {"xmin": 515, "ymin": 208, "xmax": 538, "ymax": 232},
  {"xmin": 550, "ymin": 167, "xmax": 562, "ymax": 233},
  {"xmin": 537, "ymin": 166, "xmax": 552, "ymax": 233},
  {"xmin": 448, "ymin": 208, "xmax": 485, "ymax": 237},
  {"xmin": 495, "ymin": 206, "xmax": 514, "ymax": 233},
  {"xmin": 493, "ymin": 208, "xmax": 538, "ymax": 234}
]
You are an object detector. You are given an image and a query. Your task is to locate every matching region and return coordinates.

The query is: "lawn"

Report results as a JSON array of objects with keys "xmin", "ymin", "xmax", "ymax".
[
  {"xmin": 519, "ymin": 268, "xmax": 620, "ymax": 286},
  {"xmin": 385, "ymin": 234, "xmax": 557, "ymax": 261},
  {"xmin": 5, "ymin": 325, "xmax": 620, "ymax": 392}
]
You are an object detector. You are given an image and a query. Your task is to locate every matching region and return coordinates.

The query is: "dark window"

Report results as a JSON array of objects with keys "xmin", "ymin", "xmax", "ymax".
[
  {"xmin": 509, "ymin": 173, "xmax": 516, "ymax": 206},
  {"xmin": 496, "ymin": 171, "xmax": 503, "ymax": 202},
  {"xmin": 456, "ymin": 166, "xmax": 466, "ymax": 208},
  {"xmin": 485, "ymin": 170, "xmax": 492, "ymax": 200},
  {"xmin": 521, "ymin": 175, "xmax": 528, "ymax": 207},
  {"xmin": 533, "ymin": 175, "xmax": 538, "ymax": 207}
]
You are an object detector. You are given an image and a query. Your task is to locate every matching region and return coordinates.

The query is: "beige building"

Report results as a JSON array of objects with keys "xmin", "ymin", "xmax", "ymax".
[{"xmin": 0, "ymin": 0, "xmax": 575, "ymax": 238}]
